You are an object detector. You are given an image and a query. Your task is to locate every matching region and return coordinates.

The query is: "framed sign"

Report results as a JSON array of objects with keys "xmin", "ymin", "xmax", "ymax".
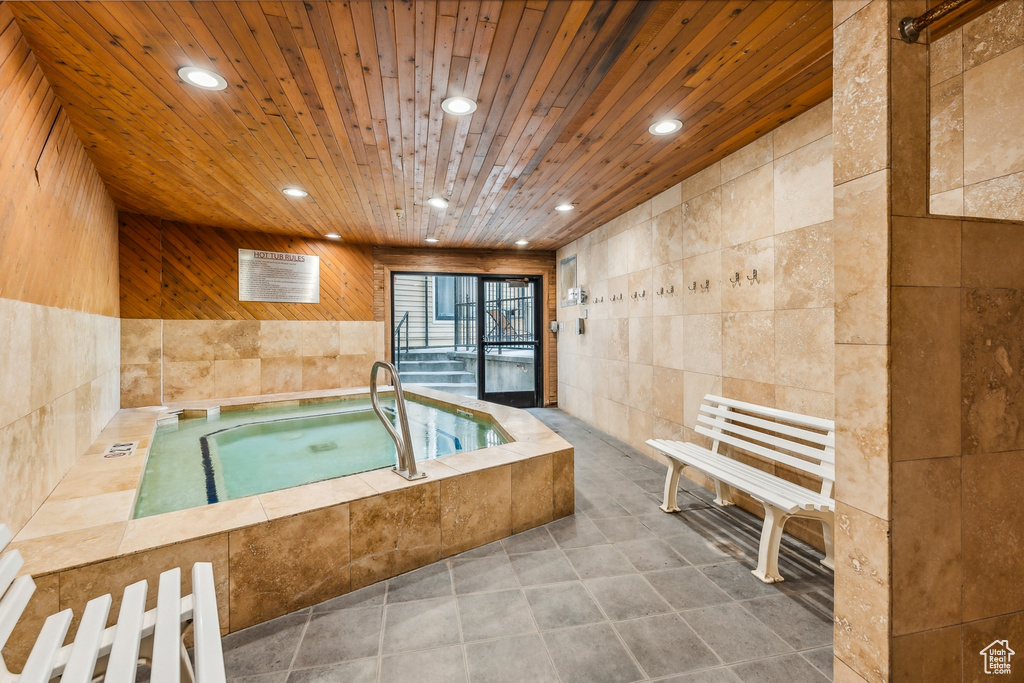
[
  {"xmin": 559, "ymin": 255, "xmax": 577, "ymax": 307},
  {"xmin": 238, "ymin": 249, "xmax": 320, "ymax": 303}
]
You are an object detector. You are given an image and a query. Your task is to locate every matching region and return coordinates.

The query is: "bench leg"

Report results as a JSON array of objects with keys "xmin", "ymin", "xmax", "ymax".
[
  {"xmin": 752, "ymin": 505, "xmax": 790, "ymax": 584},
  {"xmin": 712, "ymin": 479, "xmax": 734, "ymax": 507},
  {"xmin": 820, "ymin": 517, "xmax": 835, "ymax": 571},
  {"xmin": 660, "ymin": 460, "xmax": 684, "ymax": 513}
]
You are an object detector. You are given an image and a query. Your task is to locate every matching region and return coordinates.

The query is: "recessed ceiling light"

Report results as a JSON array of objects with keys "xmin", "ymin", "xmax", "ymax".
[
  {"xmin": 325, "ymin": 233, "xmax": 341, "ymax": 239},
  {"xmin": 649, "ymin": 119, "xmax": 683, "ymax": 136},
  {"xmin": 282, "ymin": 187, "xmax": 308, "ymax": 198},
  {"xmin": 425, "ymin": 237, "xmax": 440, "ymax": 243},
  {"xmin": 441, "ymin": 96, "xmax": 477, "ymax": 115},
  {"xmin": 427, "ymin": 197, "xmax": 449, "ymax": 209},
  {"xmin": 555, "ymin": 203, "xmax": 575, "ymax": 212},
  {"xmin": 178, "ymin": 66, "xmax": 228, "ymax": 91},
  {"xmin": 515, "ymin": 240, "xmax": 529, "ymax": 246}
]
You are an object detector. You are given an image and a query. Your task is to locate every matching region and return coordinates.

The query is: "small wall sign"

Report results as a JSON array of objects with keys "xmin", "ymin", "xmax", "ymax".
[
  {"xmin": 103, "ymin": 441, "xmax": 138, "ymax": 459},
  {"xmin": 238, "ymin": 248, "xmax": 320, "ymax": 303}
]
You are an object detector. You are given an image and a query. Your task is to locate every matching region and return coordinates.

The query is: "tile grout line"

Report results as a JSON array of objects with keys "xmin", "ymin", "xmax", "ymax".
[
  {"xmin": 375, "ymin": 578, "xmax": 390, "ymax": 683},
  {"xmin": 505, "ymin": 525, "xmax": 567, "ymax": 683},
  {"xmin": 284, "ymin": 608, "xmax": 314, "ymax": 677},
  {"xmin": 448, "ymin": 559, "xmax": 471, "ymax": 683}
]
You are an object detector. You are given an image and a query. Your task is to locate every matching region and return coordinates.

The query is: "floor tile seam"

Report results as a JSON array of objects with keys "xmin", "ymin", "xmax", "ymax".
[
  {"xmin": 798, "ymin": 648, "xmax": 834, "ymax": 678},
  {"xmin": 283, "ymin": 608, "xmax": 316, "ymax": 674},
  {"xmin": 519, "ymin": 569, "xmax": 566, "ymax": 682},
  {"xmin": 454, "ymin": 596, "xmax": 472, "ymax": 683},
  {"xmin": 504, "ymin": 530, "xmax": 569, "ymax": 683},
  {"xmin": 392, "ymin": 560, "xmax": 457, "ymax": 601},
  {"xmin": 644, "ymin": 662, "xmax": 740, "ymax": 682},
  {"xmin": 616, "ymin": 607, "xmax": 728, "ymax": 674},
  {"xmin": 724, "ymin": 593, "xmax": 835, "ymax": 647},
  {"xmin": 573, "ymin": 570, "xmax": 654, "ymax": 680},
  {"xmin": 728, "ymin": 590, "xmax": 837, "ymax": 628},
  {"xmin": 373, "ymin": 580, "xmax": 391, "ymax": 682},
  {"xmin": 673, "ymin": 608, "xmax": 797, "ymax": 666}
]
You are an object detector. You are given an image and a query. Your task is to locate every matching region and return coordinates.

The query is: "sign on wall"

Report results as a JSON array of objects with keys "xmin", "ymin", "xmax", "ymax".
[{"xmin": 238, "ymin": 249, "xmax": 320, "ymax": 303}]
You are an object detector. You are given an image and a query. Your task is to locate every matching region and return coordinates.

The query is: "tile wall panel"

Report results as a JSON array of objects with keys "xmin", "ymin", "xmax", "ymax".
[{"xmin": 555, "ymin": 101, "xmax": 835, "ymax": 549}]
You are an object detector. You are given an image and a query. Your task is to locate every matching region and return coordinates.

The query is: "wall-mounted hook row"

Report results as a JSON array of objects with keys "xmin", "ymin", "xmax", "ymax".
[
  {"xmin": 609, "ymin": 293, "xmax": 623, "ymax": 301},
  {"xmin": 730, "ymin": 272, "xmax": 742, "ymax": 287},
  {"xmin": 655, "ymin": 285, "xmax": 676, "ymax": 296},
  {"xmin": 593, "ymin": 296, "xmax": 604, "ymax": 303},
  {"xmin": 630, "ymin": 290, "xmax": 646, "ymax": 300},
  {"xmin": 747, "ymin": 269, "xmax": 759, "ymax": 285}
]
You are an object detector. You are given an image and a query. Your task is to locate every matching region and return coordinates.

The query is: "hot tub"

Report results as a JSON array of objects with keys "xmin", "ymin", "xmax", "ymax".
[
  {"xmin": 3, "ymin": 387, "xmax": 573, "ymax": 667},
  {"xmin": 135, "ymin": 396, "xmax": 507, "ymax": 517}
]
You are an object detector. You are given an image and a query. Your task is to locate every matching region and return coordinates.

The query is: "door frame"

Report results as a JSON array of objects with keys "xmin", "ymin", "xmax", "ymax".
[
  {"xmin": 477, "ymin": 275, "xmax": 544, "ymax": 408},
  {"xmin": 388, "ymin": 270, "xmax": 545, "ymax": 407},
  {"xmin": 376, "ymin": 247, "xmax": 557, "ymax": 407}
]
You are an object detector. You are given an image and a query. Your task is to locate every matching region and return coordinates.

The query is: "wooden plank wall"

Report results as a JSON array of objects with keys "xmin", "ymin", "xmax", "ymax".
[
  {"xmin": 0, "ymin": 0, "xmax": 118, "ymax": 316},
  {"xmin": 119, "ymin": 213, "xmax": 374, "ymax": 321},
  {"xmin": 373, "ymin": 247, "xmax": 558, "ymax": 406}
]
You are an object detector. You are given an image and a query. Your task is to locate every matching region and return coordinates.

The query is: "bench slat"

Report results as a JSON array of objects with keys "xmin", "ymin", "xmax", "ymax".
[
  {"xmin": 193, "ymin": 562, "xmax": 226, "ymax": 683},
  {"xmin": 695, "ymin": 425, "xmax": 834, "ymax": 481},
  {"xmin": 19, "ymin": 609, "xmax": 73, "ymax": 683},
  {"xmin": 0, "ymin": 525, "xmax": 11, "ymax": 553},
  {"xmin": 648, "ymin": 440, "xmax": 834, "ymax": 513},
  {"xmin": 151, "ymin": 568, "xmax": 182, "ymax": 683},
  {"xmin": 704, "ymin": 394, "xmax": 834, "ymax": 431},
  {"xmin": 697, "ymin": 413, "xmax": 836, "ymax": 468},
  {"xmin": 0, "ymin": 548, "xmax": 24, "ymax": 600},
  {"xmin": 699, "ymin": 404, "xmax": 835, "ymax": 452},
  {"xmin": 0, "ymin": 574, "xmax": 36, "ymax": 648},
  {"xmin": 61, "ymin": 594, "xmax": 113, "ymax": 683},
  {"xmin": 106, "ymin": 580, "xmax": 148, "ymax": 683},
  {"xmin": 655, "ymin": 440, "xmax": 833, "ymax": 509}
]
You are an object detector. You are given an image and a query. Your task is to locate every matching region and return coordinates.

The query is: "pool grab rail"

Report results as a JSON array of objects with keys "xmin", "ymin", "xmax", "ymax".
[{"xmin": 370, "ymin": 360, "xmax": 426, "ymax": 481}]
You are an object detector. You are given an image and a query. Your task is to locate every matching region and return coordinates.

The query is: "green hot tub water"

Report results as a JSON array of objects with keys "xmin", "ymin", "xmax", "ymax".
[{"xmin": 134, "ymin": 396, "xmax": 506, "ymax": 518}]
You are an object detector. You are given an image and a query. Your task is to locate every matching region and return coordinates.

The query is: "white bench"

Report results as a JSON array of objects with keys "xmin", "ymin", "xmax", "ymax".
[
  {"xmin": 647, "ymin": 394, "xmax": 835, "ymax": 584},
  {"xmin": 0, "ymin": 524, "xmax": 226, "ymax": 683}
]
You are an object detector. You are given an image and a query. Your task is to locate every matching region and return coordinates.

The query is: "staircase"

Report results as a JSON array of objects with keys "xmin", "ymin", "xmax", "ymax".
[{"xmin": 396, "ymin": 348, "xmax": 477, "ymax": 397}]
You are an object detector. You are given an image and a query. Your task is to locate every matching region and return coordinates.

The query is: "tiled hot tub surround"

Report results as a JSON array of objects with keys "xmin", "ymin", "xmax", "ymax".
[{"xmin": 2, "ymin": 387, "xmax": 573, "ymax": 667}]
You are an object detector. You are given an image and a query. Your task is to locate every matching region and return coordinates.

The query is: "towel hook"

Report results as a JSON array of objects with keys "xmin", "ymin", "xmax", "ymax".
[
  {"xmin": 729, "ymin": 272, "xmax": 741, "ymax": 287},
  {"xmin": 747, "ymin": 269, "xmax": 759, "ymax": 285},
  {"xmin": 688, "ymin": 281, "xmax": 697, "ymax": 293},
  {"xmin": 700, "ymin": 279, "xmax": 710, "ymax": 293}
]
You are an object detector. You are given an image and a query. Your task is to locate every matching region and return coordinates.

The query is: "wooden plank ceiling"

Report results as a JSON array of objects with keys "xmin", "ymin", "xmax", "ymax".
[{"xmin": 8, "ymin": 1, "xmax": 832, "ymax": 251}]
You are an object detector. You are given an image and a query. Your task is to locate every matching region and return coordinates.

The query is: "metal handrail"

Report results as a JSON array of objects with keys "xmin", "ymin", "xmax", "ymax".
[
  {"xmin": 369, "ymin": 360, "xmax": 426, "ymax": 481},
  {"xmin": 393, "ymin": 311, "xmax": 409, "ymax": 370}
]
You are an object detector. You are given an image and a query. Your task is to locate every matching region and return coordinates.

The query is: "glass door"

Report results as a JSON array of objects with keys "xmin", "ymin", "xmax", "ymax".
[
  {"xmin": 392, "ymin": 273, "xmax": 478, "ymax": 398},
  {"xmin": 478, "ymin": 277, "xmax": 542, "ymax": 408}
]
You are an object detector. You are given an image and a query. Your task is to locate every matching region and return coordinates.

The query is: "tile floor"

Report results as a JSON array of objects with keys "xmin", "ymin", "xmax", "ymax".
[{"xmin": 216, "ymin": 408, "xmax": 834, "ymax": 683}]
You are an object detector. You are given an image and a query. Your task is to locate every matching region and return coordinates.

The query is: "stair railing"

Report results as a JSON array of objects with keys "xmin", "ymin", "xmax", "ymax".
[
  {"xmin": 393, "ymin": 311, "xmax": 410, "ymax": 371},
  {"xmin": 370, "ymin": 360, "xmax": 426, "ymax": 480}
]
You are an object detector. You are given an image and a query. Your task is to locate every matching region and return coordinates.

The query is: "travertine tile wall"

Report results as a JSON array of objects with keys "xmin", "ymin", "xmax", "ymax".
[
  {"xmin": 555, "ymin": 100, "xmax": 834, "ymax": 547},
  {"xmin": 0, "ymin": 299, "xmax": 120, "ymax": 535},
  {"xmin": 892, "ymin": 219, "xmax": 1024, "ymax": 682},
  {"xmin": 833, "ymin": 2, "xmax": 1024, "ymax": 681},
  {"xmin": 929, "ymin": 0, "xmax": 1024, "ymax": 220},
  {"xmin": 889, "ymin": 0, "xmax": 1024, "ymax": 678},
  {"xmin": 832, "ymin": 2, "xmax": 895, "ymax": 680},
  {"xmin": 121, "ymin": 319, "xmax": 386, "ymax": 405}
]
